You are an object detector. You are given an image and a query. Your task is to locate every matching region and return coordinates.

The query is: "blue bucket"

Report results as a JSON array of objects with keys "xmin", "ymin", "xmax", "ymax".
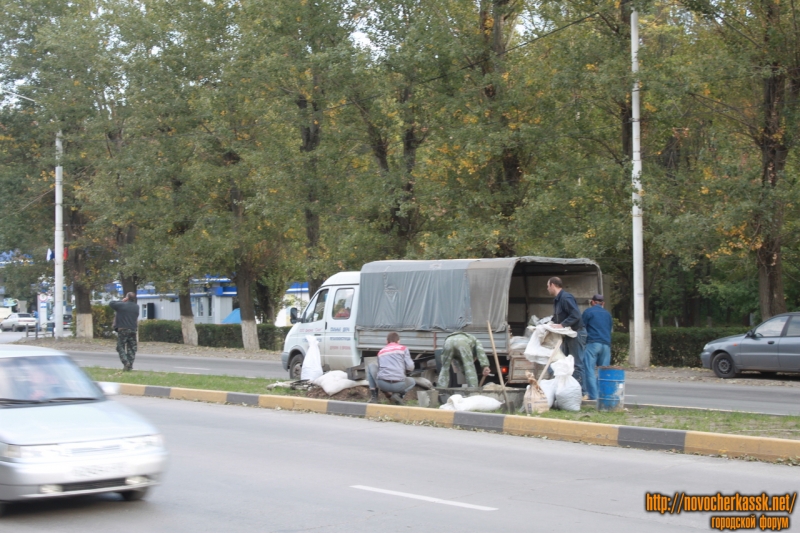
[{"xmin": 597, "ymin": 367, "xmax": 625, "ymax": 411}]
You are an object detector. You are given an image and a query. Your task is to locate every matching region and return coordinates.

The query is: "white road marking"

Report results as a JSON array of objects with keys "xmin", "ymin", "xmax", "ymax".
[
  {"xmin": 350, "ymin": 485, "xmax": 497, "ymax": 511},
  {"xmin": 175, "ymin": 366, "xmax": 210, "ymax": 371}
]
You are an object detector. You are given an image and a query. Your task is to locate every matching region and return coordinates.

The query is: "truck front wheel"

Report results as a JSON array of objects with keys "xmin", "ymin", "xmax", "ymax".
[{"xmin": 289, "ymin": 354, "xmax": 304, "ymax": 380}]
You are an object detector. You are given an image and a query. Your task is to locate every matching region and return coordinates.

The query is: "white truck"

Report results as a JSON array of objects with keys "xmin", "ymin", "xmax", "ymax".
[{"xmin": 280, "ymin": 257, "xmax": 605, "ymax": 386}]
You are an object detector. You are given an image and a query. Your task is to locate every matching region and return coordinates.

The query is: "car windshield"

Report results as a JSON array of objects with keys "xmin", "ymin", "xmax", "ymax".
[
  {"xmin": 17, "ymin": 314, "xmax": 31, "ymax": 318},
  {"xmin": 0, "ymin": 355, "xmax": 102, "ymax": 404}
]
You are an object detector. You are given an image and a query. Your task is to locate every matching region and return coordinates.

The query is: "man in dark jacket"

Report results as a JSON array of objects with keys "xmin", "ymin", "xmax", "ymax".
[
  {"xmin": 110, "ymin": 292, "xmax": 139, "ymax": 371},
  {"xmin": 547, "ymin": 277, "xmax": 588, "ymax": 396}
]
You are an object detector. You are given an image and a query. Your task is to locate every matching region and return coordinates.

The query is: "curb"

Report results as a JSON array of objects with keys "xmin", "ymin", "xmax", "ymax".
[{"xmin": 117, "ymin": 383, "xmax": 800, "ymax": 463}]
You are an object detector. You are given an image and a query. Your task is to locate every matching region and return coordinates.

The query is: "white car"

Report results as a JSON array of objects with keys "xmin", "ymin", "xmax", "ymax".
[
  {"xmin": 0, "ymin": 314, "xmax": 37, "ymax": 332},
  {"xmin": 0, "ymin": 346, "xmax": 168, "ymax": 516}
]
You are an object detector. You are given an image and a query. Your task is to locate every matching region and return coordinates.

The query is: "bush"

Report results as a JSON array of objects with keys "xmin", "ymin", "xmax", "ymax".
[
  {"xmin": 650, "ymin": 327, "xmax": 748, "ymax": 367},
  {"xmin": 139, "ymin": 320, "xmax": 183, "ymax": 344},
  {"xmin": 137, "ymin": 320, "xmax": 291, "ymax": 351},
  {"xmin": 92, "ymin": 305, "xmax": 115, "ymax": 338},
  {"xmin": 609, "ymin": 327, "xmax": 748, "ymax": 367}
]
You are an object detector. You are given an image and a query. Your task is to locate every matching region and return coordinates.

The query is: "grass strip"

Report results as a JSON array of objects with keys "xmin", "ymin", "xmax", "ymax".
[
  {"xmin": 85, "ymin": 367, "xmax": 800, "ymax": 441},
  {"xmin": 84, "ymin": 367, "xmax": 303, "ymax": 396},
  {"xmin": 538, "ymin": 407, "xmax": 800, "ymax": 441}
]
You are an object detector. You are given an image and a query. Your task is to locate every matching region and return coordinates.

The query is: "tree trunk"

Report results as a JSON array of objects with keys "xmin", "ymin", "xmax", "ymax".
[
  {"xmin": 297, "ymin": 84, "xmax": 325, "ymax": 296},
  {"xmin": 120, "ymin": 274, "xmax": 137, "ymax": 298},
  {"xmin": 179, "ymin": 280, "xmax": 197, "ymax": 346},
  {"xmin": 74, "ymin": 282, "xmax": 93, "ymax": 339},
  {"xmin": 255, "ymin": 279, "xmax": 277, "ymax": 324},
  {"xmin": 754, "ymin": 55, "xmax": 789, "ymax": 319},
  {"xmin": 234, "ymin": 263, "xmax": 259, "ymax": 351}
]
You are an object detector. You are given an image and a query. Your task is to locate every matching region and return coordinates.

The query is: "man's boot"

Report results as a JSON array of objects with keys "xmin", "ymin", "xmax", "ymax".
[
  {"xmin": 389, "ymin": 393, "xmax": 404, "ymax": 405},
  {"xmin": 368, "ymin": 389, "xmax": 379, "ymax": 403}
]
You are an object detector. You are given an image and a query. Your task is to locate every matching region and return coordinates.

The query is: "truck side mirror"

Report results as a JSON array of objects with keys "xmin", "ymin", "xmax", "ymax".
[{"xmin": 290, "ymin": 307, "xmax": 298, "ymax": 324}]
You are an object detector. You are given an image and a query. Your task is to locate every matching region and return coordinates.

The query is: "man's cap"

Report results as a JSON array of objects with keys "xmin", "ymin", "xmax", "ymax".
[{"xmin": 591, "ymin": 294, "xmax": 604, "ymax": 302}]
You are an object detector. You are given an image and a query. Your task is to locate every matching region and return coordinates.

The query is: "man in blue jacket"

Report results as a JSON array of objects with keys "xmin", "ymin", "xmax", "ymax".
[
  {"xmin": 547, "ymin": 277, "xmax": 587, "ymax": 396},
  {"xmin": 581, "ymin": 294, "xmax": 613, "ymax": 400}
]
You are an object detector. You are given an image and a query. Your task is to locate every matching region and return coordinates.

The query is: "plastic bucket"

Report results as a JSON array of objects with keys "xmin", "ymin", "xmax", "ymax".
[{"xmin": 597, "ymin": 367, "xmax": 625, "ymax": 411}]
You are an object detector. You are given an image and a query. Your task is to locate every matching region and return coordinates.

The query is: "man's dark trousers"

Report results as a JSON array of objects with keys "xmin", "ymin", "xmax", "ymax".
[
  {"xmin": 562, "ymin": 328, "xmax": 587, "ymax": 395},
  {"xmin": 117, "ymin": 328, "xmax": 137, "ymax": 369}
]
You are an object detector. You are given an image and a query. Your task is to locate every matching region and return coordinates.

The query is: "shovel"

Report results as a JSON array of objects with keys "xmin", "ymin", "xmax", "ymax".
[{"xmin": 486, "ymin": 322, "xmax": 511, "ymax": 413}]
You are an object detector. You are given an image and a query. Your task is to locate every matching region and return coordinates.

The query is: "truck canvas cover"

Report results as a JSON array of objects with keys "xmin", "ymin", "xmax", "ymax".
[{"xmin": 356, "ymin": 257, "xmax": 601, "ymax": 333}]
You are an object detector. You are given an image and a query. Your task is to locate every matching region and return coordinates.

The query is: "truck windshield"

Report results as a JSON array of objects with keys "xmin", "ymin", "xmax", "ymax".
[
  {"xmin": 302, "ymin": 289, "xmax": 328, "ymax": 323},
  {"xmin": 0, "ymin": 356, "xmax": 103, "ymax": 404}
]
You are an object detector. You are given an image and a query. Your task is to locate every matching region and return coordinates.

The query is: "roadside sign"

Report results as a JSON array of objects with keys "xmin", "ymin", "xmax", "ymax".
[{"xmin": 38, "ymin": 294, "xmax": 49, "ymax": 302}]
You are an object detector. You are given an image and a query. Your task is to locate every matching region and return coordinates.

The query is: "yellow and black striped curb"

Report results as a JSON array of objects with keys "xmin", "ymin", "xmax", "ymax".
[{"xmin": 118, "ymin": 383, "xmax": 800, "ymax": 463}]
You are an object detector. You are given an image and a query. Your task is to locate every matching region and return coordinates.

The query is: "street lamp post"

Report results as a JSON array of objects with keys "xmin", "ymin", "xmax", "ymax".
[{"xmin": 54, "ymin": 131, "xmax": 64, "ymax": 338}]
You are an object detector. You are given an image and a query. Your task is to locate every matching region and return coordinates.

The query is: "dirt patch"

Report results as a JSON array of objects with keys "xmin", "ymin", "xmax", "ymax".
[
  {"xmin": 305, "ymin": 385, "xmax": 422, "ymax": 403},
  {"xmin": 13, "ymin": 337, "xmax": 282, "ymax": 361}
]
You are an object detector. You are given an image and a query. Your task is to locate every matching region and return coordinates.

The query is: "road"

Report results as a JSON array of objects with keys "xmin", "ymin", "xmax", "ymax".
[
  {"xmin": 3, "ymin": 395, "xmax": 796, "ymax": 531},
  {"xmin": 67, "ymin": 349, "xmax": 800, "ymax": 416}
]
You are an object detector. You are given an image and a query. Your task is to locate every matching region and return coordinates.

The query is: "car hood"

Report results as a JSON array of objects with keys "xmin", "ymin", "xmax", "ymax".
[
  {"xmin": 708, "ymin": 334, "xmax": 746, "ymax": 345},
  {"xmin": 0, "ymin": 400, "xmax": 158, "ymax": 445}
]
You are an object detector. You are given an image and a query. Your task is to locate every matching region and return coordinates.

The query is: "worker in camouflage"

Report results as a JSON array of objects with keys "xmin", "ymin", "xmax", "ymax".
[
  {"xmin": 437, "ymin": 332, "xmax": 492, "ymax": 388},
  {"xmin": 109, "ymin": 292, "xmax": 140, "ymax": 371},
  {"xmin": 117, "ymin": 330, "xmax": 137, "ymax": 369}
]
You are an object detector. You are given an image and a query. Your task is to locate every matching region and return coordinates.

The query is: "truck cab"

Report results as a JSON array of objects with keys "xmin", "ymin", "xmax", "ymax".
[{"xmin": 281, "ymin": 272, "xmax": 360, "ymax": 380}]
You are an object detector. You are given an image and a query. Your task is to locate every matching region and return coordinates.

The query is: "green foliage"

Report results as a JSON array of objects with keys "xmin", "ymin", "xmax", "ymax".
[
  {"xmin": 138, "ymin": 320, "xmax": 291, "ymax": 351},
  {"xmin": 611, "ymin": 332, "xmax": 629, "ymax": 366},
  {"xmin": 613, "ymin": 328, "xmax": 749, "ymax": 367},
  {"xmin": 3, "ymin": 0, "xmax": 800, "ymax": 343},
  {"xmin": 92, "ymin": 305, "xmax": 115, "ymax": 339},
  {"xmin": 649, "ymin": 327, "xmax": 749, "ymax": 368},
  {"xmin": 139, "ymin": 320, "xmax": 183, "ymax": 344}
]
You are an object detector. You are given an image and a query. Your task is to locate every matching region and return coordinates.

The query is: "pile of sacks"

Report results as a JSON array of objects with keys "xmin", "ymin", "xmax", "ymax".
[
  {"xmin": 523, "ymin": 355, "xmax": 582, "ymax": 414},
  {"xmin": 300, "ymin": 336, "xmax": 368, "ymax": 395}
]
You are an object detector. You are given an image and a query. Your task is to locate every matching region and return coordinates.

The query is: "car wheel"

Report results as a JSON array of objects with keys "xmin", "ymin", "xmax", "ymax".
[
  {"xmin": 119, "ymin": 487, "xmax": 150, "ymax": 501},
  {"xmin": 0, "ymin": 501, "xmax": 7, "ymax": 517},
  {"xmin": 712, "ymin": 352, "xmax": 738, "ymax": 379},
  {"xmin": 289, "ymin": 353, "xmax": 304, "ymax": 380}
]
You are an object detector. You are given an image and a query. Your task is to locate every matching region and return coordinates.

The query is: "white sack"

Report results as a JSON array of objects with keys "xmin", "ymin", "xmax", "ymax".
[
  {"xmin": 311, "ymin": 370, "xmax": 368, "ymax": 396},
  {"xmin": 524, "ymin": 324, "xmax": 575, "ymax": 364},
  {"xmin": 523, "ymin": 382, "xmax": 550, "ymax": 415},
  {"xmin": 551, "ymin": 355, "xmax": 582, "ymax": 411},
  {"xmin": 509, "ymin": 336, "xmax": 529, "ymax": 353},
  {"xmin": 538, "ymin": 378, "xmax": 557, "ymax": 408},
  {"xmin": 413, "ymin": 377, "xmax": 433, "ymax": 390},
  {"xmin": 300, "ymin": 335, "xmax": 324, "ymax": 381},
  {"xmin": 438, "ymin": 394, "xmax": 503, "ymax": 412}
]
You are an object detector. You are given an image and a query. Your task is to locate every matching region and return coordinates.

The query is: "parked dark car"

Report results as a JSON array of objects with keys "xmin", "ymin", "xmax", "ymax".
[{"xmin": 700, "ymin": 312, "xmax": 800, "ymax": 378}]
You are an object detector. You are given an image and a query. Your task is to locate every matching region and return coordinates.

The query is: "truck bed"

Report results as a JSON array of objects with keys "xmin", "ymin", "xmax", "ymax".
[{"xmin": 356, "ymin": 328, "xmax": 512, "ymax": 356}]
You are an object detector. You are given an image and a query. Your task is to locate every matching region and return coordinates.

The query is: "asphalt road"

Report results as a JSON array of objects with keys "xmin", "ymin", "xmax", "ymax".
[
  {"xmin": 69, "ymin": 350, "xmax": 286, "ymax": 379},
  {"xmin": 67, "ymin": 350, "xmax": 800, "ymax": 416},
  {"xmin": 3, "ymin": 396, "xmax": 796, "ymax": 531}
]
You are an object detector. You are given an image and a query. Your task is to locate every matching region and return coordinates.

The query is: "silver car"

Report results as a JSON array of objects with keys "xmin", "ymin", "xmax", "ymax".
[
  {"xmin": 0, "ymin": 313, "xmax": 38, "ymax": 332},
  {"xmin": 700, "ymin": 312, "xmax": 800, "ymax": 378},
  {"xmin": 0, "ymin": 346, "xmax": 168, "ymax": 516}
]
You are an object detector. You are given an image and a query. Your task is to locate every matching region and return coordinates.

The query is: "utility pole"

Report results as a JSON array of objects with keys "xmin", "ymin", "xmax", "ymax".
[
  {"xmin": 54, "ymin": 131, "xmax": 64, "ymax": 338},
  {"xmin": 631, "ymin": 9, "xmax": 648, "ymax": 367}
]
